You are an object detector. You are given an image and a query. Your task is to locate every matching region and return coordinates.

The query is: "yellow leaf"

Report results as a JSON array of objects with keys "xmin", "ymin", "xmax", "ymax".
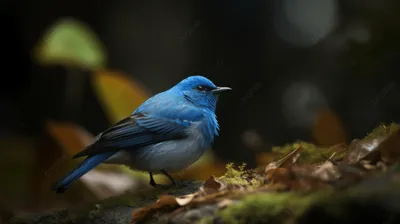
[{"xmin": 92, "ymin": 70, "xmax": 150, "ymax": 124}]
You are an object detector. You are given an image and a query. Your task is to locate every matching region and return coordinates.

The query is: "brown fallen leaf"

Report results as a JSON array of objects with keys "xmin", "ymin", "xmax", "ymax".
[
  {"xmin": 265, "ymin": 145, "xmax": 302, "ymax": 172},
  {"xmin": 264, "ymin": 145, "xmax": 303, "ymax": 188},
  {"xmin": 131, "ymin": 124, "xmax": 400, "ymax": 224},
  {"xmin": 344, "ymin": 137, "xmax": 385, "ymax": 165},
  {"xmin": 311, "ymin": 161, "xmax": 341, "ymax": 181},
  {"xmin": 132, "ymin": 184, "xmax": 230, "ymax": 223},
  {"xmin": 200, "ymin": 175, "xmax": 227, "ymax": 195},
  {"xmin": 265, "ymin": 168, "xmax": 293, "ymax": 185}
]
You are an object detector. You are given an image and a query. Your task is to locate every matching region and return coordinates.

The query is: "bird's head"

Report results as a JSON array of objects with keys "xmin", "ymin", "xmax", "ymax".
[{"xmin": 173, "ymin": 76, "xmax": 231, "ymax": 111}]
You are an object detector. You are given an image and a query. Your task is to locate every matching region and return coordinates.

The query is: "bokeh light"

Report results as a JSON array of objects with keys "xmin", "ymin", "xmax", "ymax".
[
  {"xmin": 282, "ymin": 81, "xmax": 329, "ymax": 129},
  {"xmin": 274, "ymin": 0, "xmax": 338, "ymax": 47}
]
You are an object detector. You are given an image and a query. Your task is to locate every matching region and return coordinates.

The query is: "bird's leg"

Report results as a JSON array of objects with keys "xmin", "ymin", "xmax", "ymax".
[
  {"xmin": 149, "ymin": 172, "xmax": 159, "ymax": 187},
  {"xmin": 161, "ymin": 169, "xmax": 176, "ymax": 185}
]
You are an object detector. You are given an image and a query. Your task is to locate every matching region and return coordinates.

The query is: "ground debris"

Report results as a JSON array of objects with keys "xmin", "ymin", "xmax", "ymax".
[
  {"xmin": 129, "ymin": 123, "xmax": 400, "ymax": 224},
  {"xmin": 9, "ymin": 124, "xmax": 400, "ymax": 224}
]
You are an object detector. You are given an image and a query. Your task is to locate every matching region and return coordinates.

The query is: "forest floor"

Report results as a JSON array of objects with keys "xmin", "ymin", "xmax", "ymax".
[{"xmin": 9, "ymin": 123, "xmax": 400, "ymax": 224}]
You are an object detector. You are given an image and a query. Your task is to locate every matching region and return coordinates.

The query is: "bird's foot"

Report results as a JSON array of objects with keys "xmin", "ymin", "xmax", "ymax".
[
  {"xmin": 149, "ymin": 171, "xmax": 172, "ymax": 188},
  {"xmin": 149, "ymin": 179, "xmax": 194, "ymax": 189},
  {"xmin": 149, "ymin": 170, "xmax": 195, "ymax": 188},
  {"xmin": 149, "ymin": 181, "xmax": 174, "ymax": 189},
  {"xmin": 149, "ymin": 178, "xmax": 175, "ymax": 188}
]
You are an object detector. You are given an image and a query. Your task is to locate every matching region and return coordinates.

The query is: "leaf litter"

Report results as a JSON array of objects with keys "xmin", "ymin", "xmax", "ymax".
[{"xmin": 131, "ymin": 123, "xmax": 400, "ymax": 223}]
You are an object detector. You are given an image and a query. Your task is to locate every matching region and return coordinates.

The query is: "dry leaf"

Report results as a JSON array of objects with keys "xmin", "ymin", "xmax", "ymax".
[
  {"xmin": 200, "ymin": 175, "xmax": 227, "ymax": 195},
  {"xmin": 130, "ymin": 124, "xmax": 400, "ymax": 223},
  {"xmin": 265, "ymin": 145, "xmax": 302, "ymax": 173},
  {"xmin": 175, "ymin": 193, "xmax": 198, "ymax": 206},
  {"xmin": 312, "ymin": 161, "xmax": 341, "ymax": 181},
  {"xmin": 345, "ymin": 138, "xmax": 385, "ymax": 164},
  {"xmin": 204, "ymin": 176, "xmax": 224, "ymax": 190},
  {"xmin": 265, "ymin": 168, "xmax": 293, "ymax": 184}
]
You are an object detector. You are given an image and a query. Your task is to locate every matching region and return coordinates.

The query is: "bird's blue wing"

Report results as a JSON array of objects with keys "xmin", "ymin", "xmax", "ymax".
[{"xmin": 72, "ymin": 113, "xmax": 192, "ymax": 158}]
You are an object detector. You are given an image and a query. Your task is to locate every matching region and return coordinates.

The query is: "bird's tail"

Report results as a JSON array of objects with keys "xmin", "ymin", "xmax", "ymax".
[{"xmin": 52, "ymin": 152, "xmax": 115, "ymax": 193}]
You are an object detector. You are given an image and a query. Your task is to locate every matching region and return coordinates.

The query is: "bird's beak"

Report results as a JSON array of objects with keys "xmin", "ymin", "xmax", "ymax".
[{"xmin": 212, "ymin": 86, "xmax": 232, "ymax": 94}]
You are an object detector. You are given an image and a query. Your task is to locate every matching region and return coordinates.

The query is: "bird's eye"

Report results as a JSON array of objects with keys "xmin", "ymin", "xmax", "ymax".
[{"xmin": 196, "ymin": 85, "xmax": 210, "ymax": 92}]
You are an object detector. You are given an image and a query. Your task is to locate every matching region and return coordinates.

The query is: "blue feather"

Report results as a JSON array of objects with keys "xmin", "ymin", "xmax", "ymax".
[{"xmin": 52, "ymin": 152, "xmax": 115, "ymax": 193}]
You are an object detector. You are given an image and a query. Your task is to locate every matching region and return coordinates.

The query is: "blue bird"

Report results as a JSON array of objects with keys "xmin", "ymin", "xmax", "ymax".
[{"xmin": 52, "ymin": 76, "xmax": 231, "ymax": 193}]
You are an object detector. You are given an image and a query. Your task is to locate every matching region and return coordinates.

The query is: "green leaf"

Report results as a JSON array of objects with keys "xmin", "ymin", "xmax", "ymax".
[{"xmin": 34, "ymin": 18, "xmax": 106, "ymax": 70}]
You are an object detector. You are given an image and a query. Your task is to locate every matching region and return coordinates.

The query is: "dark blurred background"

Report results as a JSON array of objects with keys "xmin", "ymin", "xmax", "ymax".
[{"xmin": 1, "ymin": 0, "xmax": 399, "ymax": 219}]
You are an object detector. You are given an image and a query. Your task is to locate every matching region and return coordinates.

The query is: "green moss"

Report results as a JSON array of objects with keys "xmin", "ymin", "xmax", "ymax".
[
  {"xmin": 363, "ymin": 123, "xmax": 400, "ymax": 141},
  {"xmin": 218, "ymin": 191, "xmax": 330, "ymax": 224},
  {"xmin": 218, "ymin": 163, "xmax": 248, "ymax": 185},
  {"xmin": 270, "ymin": 123, "xmax": 400, "ymax": 165},
  {"xmin": 218, "ymin": 163, "xmax": 262, "ymax": 187},
  {"xmin": 272, "ymin": 141, "xmax": 345, "ymax": 164}
]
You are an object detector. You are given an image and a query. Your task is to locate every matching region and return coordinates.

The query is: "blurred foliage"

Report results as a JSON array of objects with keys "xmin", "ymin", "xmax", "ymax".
[
  {"xmin": 34, "ymin": 18, "xmax": 106, "ymax": 70},
  {"xmin": 93, "ymin": 70, "xmax": 150, "ymax": 124},
  {"xmin": 46, "ymin": 121, "xmax": 94, "ymax": 156},
  {"xmin": 312, "ymin": 109, "xmax": 347, "ymax": 146},
  {"xmin": 0, "ymin": 138, "xmax": 35, "ymax": 206}
]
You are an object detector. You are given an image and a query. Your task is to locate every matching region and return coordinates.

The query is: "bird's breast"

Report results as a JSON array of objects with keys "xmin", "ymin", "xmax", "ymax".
[
  {"xmin": 132, "ymin": 133, "xmax": 207, "ymax": 172},
  {"xmin": 106, "ymin": 123, "xmax": 209, "ymax": 172}
]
